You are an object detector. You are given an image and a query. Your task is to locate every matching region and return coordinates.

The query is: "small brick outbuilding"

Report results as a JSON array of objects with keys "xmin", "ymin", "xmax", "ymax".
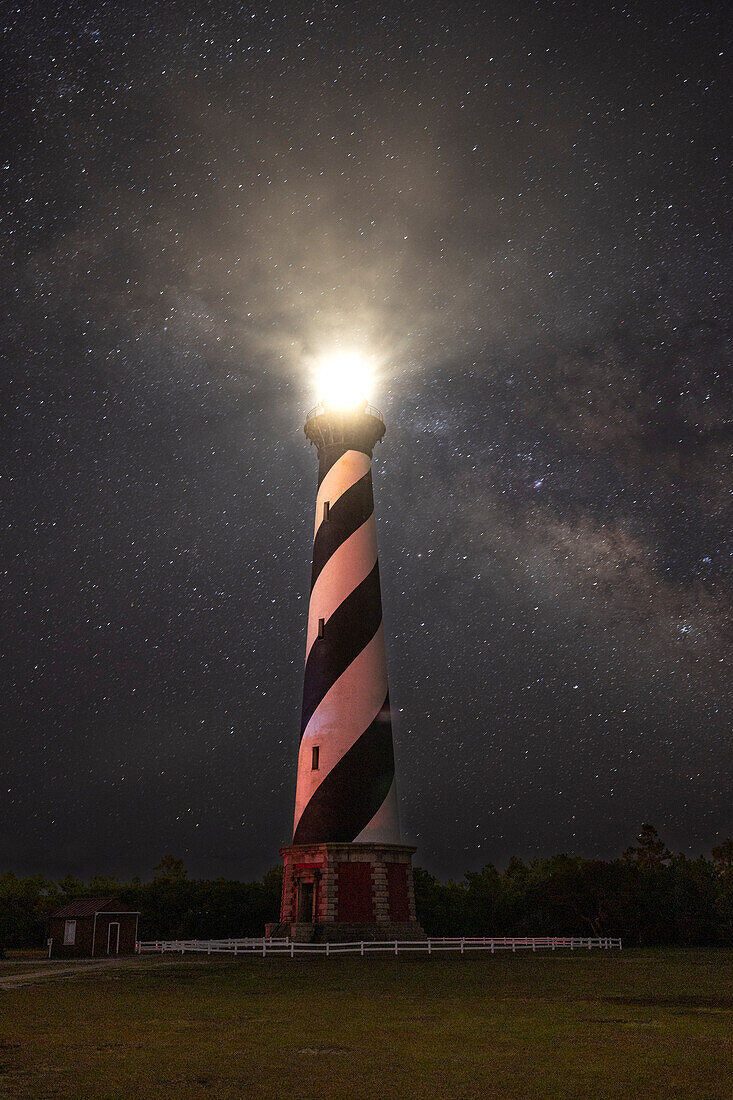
[{"xmin": 48, "ymin": 897, "xmax": 139, "ymax": 958}]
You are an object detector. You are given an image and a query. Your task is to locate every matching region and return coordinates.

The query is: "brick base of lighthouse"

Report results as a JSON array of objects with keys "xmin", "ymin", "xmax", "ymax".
[{"xmin": 269, "ymin": 843, "xmax": 425, "ymax": 942}]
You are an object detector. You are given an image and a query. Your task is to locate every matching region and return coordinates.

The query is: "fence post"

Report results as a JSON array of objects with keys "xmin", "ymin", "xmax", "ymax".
[
  {"xmin": 461, "ymin": 938, "xmax": 464, "ymax": 954},
  {"xmin": 262, "ymin": 940, "xmax": 266, "ymax": 957},
  {"xmin": 326, "ymin": 942, "xmax": 329, "ymax": 957},
  {"xmin": 361, "ymin": 941, "xmax": 364, "ymax": 956},
  {"xmin": 290, "ymin": 941, "xmax": 294, "ymax": 958}
]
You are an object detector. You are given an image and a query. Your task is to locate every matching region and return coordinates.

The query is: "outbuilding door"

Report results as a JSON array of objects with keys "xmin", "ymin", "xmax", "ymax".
[{"xmin": 107, "ymin": 922, "xmax": 120, "ymax": 955}]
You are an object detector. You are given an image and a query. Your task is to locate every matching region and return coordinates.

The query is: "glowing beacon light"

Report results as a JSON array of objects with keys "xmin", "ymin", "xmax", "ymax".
[{"xmin": 316, "ymin": 351, "xmax": 372, "ymax": 409}]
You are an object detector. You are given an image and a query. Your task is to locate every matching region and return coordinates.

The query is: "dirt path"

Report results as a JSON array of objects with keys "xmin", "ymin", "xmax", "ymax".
[
  {"xmin": 0, "ymin": 954, "xmax": 222, "ymax": 988},
  {"xmin": 0, "ymin": 958, "xmax": 138, "ymax": 987}
]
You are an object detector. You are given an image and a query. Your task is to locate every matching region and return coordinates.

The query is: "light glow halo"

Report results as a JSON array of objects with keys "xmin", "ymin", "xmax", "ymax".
[{"xmin": 316, "ymin": 351, "xmax": 372, "ymax": 409}]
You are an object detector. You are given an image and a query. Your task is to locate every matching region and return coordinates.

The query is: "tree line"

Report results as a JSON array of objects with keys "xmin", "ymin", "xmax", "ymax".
[
  {"xmin": 414, "ymin": 827, "xmax": 732, "ymax": 945},
  {"xmin": 1, "ymin": 827, "xmax": 731, "ymax": 952}
]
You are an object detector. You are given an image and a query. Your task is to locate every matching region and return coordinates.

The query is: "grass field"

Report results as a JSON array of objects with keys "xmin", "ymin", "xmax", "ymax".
[{"xmin": 1, "ymin": 949, "xmax": 731, "ymax": 1099}]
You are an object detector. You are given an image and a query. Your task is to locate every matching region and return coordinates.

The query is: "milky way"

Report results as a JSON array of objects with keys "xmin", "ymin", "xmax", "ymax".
[{"xmin": 2, "ymin": 2, "xmax": 730, "ymax": 879}]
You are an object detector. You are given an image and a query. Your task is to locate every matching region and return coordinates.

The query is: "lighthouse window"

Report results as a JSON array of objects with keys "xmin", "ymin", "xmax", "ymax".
[
  {"xmin": 311, "ymin": 745, "xmax": 320, "ymax": 770},
  {"xmin": 323, "ymin": 500, "xmax": 330, "ymax": 522},
  {"xmin": 317, "ymin": 617, "xmax": 325, "ymax": 638}
]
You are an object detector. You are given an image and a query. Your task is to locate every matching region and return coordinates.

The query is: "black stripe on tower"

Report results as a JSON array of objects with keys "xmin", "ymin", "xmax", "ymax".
[
  {"xmin": 293, "ymin": 692, "xmax": 395, "ymax": 845},
  {"xmin": 316, "ymin": 431, "xmax": 384, "ymax": 482},
  {"xmin": 310, "ymin": 470, "xmax": 374, "ymax": 591},
  {"xmin": 301, "ymin": 558, "xmax": 383, "ymax": 738}
]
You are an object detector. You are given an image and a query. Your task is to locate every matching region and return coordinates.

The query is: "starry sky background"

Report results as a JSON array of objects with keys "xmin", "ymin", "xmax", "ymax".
[{"xmin": 3, "ymin": 1, "xmax": 730, "ymax": 881}]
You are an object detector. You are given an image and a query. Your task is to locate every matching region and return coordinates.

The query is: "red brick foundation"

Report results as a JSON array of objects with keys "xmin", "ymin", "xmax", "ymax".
[{"xmin": 273, "ymin": 842, "xmax": 424, "ymax": 942}]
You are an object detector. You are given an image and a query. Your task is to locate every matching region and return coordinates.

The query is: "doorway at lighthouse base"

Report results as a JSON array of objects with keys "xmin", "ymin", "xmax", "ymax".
[{"xmin": 271, "ymin": 843, "xmax": 425, "ymax": 942}]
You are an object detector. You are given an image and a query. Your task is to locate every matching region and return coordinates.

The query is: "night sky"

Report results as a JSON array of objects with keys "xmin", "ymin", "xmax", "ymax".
[{"xmin": 3, "ymin": 2, "xmax": 730, "ymax": 882}]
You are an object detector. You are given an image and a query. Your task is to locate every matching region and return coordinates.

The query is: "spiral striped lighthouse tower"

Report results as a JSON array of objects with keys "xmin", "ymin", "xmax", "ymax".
[{"xmin": 276, "ymin": 394, "xmax": 423, "ymax": 941}]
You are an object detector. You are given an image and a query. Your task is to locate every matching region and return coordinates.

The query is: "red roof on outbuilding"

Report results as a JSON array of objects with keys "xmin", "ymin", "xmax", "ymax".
[{"xmin": 50, "ymin": 897, "xmax": 138, "ymax": 918}]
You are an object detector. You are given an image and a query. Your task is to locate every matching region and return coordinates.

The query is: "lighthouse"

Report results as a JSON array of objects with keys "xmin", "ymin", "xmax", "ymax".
[{"xmin": 275, "ymin": 373, "xmax": 423, "ymax": 942}]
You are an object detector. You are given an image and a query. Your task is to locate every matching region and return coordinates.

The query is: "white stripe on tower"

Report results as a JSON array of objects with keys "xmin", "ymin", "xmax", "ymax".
[
  {"xmin": 305, "ymin": 517, "xmax": 376, "ymax": 655},
  {"xmin": 294, "ymin": 624, "xmax": 388, "ymax": 834}
]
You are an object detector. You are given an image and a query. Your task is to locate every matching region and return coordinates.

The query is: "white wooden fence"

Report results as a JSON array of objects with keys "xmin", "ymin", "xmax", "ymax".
[{"xmin": 137, "ymin": 935, "xmax": 621, "ymax": 957}]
